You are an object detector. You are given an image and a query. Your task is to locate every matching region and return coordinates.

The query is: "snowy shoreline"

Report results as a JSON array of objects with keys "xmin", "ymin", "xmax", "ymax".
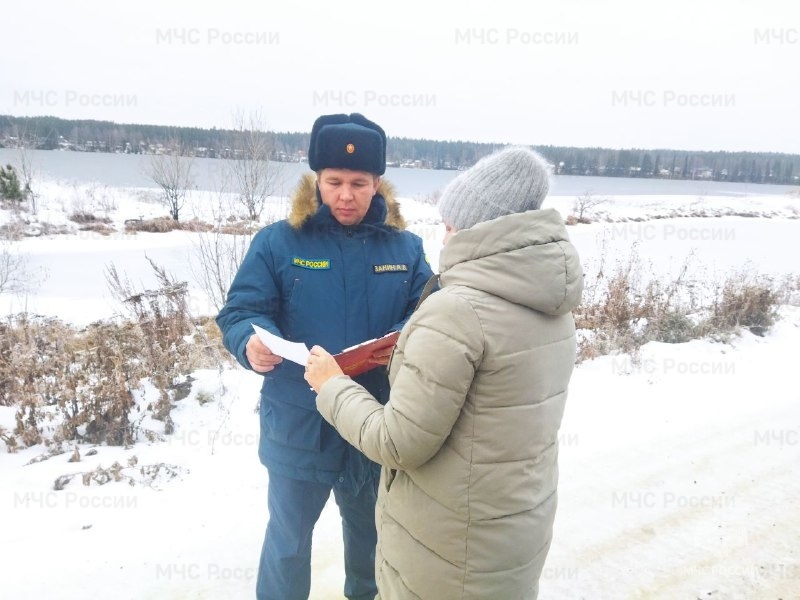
[{"xmin": 2, "ymin": 179, "xmax": 799, "ymax": 326}]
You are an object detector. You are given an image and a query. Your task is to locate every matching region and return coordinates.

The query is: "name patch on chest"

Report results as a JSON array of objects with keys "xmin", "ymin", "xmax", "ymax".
[
  {"xmin": 292, "ymin": 256, "xmax": 330, "ymax": 270},
  {"xmin": 373, "ymin": 263, "xmax": 409, "ymax": 274}
]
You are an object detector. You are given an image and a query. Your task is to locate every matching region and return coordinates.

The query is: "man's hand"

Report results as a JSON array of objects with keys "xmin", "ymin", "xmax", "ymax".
[
  {"xmin": 305, "ymin": 345, "xmax": 345, "ymax": 393},
  {"xmin": 246, "ymin": 334, "xmax": 283, "ymax": 373}
]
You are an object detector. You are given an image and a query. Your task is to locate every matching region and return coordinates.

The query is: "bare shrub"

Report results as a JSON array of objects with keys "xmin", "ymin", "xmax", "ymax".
[
  {"xmin": 1, "ymin": 241, "xmax": 27, "ymax": 294},
  {"xmin": 3, "ymin": 261, "xmax": 198, "ymax": 446},
  {"xmin": 777, "ymin": 274, "xmax": 800, "ymax": 306},
  {"xmin": 105, "ymin": 258, "xmax": 193, "ymax": 426},
  {"xmin": 190, "ymin": 180, "xmax": 255, "ymax": 313},
  {"xmin": 654, "ymin": 311, "xmax": 697, "ymax": 344},
  {"xmin": 0, "ymin": 259, "xmax": 228, "ymax": 450},
  {"xmin": 574, "ymin": 244, "xmax": 689, "ymax": 357},
  {"xmin": 146, "ymin": 139, "xmax": 194, "ymax": 221},
  {"xmin": 192, "ymin": 229, "xmax": 252, "ymax": 313},
  {"xmin": 0, "ymin": 314, "xmax": 145, "ymax": 447},
  {"xmin": 56, "ymin": 321, "xmax": 146, "ymax": 445},
  {"xmin": 570, "ymin": 190, "xmax": 608, "ymax": 224},
  {"xmin": 0, "ymin": 424, "xmax": 17, "ymax": 453},
  {"xmin": 701, "ymin": 272, "xmax": 781, "ymax": 337},
  {"xmin": 229, "ymin": 110, "xmax": 280, "ymax": 221},
  {"xmin": 0, "ymin": 220, "xmax": 25, "ymax": 241},
  {"xmin": 17, "ymin": 135, "xmax": 38, "ymax": 214}
]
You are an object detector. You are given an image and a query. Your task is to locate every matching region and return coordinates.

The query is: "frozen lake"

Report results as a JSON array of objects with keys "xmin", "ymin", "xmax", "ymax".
[{"xmin": 1, "ymin": 148, "xmax": 797, "ymax": 198}]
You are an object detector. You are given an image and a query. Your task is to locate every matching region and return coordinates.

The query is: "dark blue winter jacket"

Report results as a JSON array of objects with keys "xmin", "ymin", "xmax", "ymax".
[{"xmin": 216, "ymin": 175, "xmax": 433, "ymax": 490}]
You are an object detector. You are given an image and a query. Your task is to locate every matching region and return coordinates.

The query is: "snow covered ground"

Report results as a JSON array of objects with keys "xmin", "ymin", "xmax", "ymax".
[{"xmin": 1, "ymin": 179, "xmax": 799, "ymax": 599}]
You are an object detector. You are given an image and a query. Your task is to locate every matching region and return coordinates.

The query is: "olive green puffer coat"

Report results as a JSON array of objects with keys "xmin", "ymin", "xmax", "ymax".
[{"xmin": 317, "ymin": 208, "xmax": 583, "ymax": 599}]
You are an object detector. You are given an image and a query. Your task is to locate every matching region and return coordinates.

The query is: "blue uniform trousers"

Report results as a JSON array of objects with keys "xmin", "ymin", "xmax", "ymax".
[{"xmin": 256, "ymin": 469, "xmax": 378, "ymax": 600}]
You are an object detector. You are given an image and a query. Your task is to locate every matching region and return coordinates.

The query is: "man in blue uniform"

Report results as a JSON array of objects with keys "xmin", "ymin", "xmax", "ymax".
[{"xmin": 216, "ymin": 113, "xmax": 433, "ymax": 600}]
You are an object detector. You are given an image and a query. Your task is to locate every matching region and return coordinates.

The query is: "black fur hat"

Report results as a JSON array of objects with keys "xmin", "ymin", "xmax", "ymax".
[{"xmin": 308, "ymin": 113, "xmax": 386, "ymax": 175}]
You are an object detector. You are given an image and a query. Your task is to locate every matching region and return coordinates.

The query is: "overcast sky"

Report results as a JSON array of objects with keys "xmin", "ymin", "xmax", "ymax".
[{"xmin": 3, "ymin": 0, "xmax": 798, "ymax": 153}]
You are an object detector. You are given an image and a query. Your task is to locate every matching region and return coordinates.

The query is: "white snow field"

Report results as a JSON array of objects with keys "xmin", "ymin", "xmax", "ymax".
[{"xmin": 1, "ymin": 177, "xmax": 798, "ymax": 599}]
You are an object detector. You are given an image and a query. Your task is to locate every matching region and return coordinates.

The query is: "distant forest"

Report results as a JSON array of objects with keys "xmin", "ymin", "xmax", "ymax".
[{"xmin": 1, "ymin": 115, "xmax": 798, "ymax": 185}]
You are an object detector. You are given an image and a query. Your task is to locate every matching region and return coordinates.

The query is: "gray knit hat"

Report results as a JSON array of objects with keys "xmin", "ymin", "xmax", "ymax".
[{"xmin": 437, "ymin": 146, "xmax": 551, "ymax": 230}]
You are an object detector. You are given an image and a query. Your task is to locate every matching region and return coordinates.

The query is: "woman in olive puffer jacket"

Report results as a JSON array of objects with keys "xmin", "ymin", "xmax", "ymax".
[{"xmin": 306, "ymin": 147, "xmax": 583, "ymax": 600}]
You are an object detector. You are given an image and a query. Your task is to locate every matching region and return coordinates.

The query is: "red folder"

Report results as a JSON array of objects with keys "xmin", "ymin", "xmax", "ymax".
[{"xmin": 333, "ymin": 331, "xmax": 400, "ymax": 376}]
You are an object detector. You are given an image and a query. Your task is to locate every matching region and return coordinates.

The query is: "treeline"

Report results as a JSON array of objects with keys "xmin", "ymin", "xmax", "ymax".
[{"xmin": 1, "ymin": 115, "xmax": 798, "ymax": 185}]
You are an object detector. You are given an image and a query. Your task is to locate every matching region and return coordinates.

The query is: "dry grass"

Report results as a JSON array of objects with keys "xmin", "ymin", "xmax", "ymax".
[
  {"xmin": 79, "ymin": 222, "xmax": 117, "ymax": 236},
  {"xmin": 700, "ymin": 273, "xmax": 781, "ymax": 338},
  {"xmin": 124, "ymin": 217, "xmax": 213, "ymax": 234},
  {"xmin": 1, "ymin": 236, "xmax": 793, "ymax": 451},
  {"xmin": 69, "ymin": 211, "xmax": 112, "ymax": 225},
  {"xmin": 575, "ymin": 245, "xmax": 788, "ymax": 362},
  {"xmin": 217, "ymin": 220, "xmax": 262, "ymax": 236},
  {"xmin": 0, "ymin": 260, "xmax": 228, "ymax": 452},
  {"xmin": 0, "ymin": 315, "xmax": 149, "ymax": 448}
]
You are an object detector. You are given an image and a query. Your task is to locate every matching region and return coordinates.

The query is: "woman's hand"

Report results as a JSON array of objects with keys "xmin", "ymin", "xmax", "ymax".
[
  {"xmin": 370, "ymin": 345, "xmax": 394, "ymax": 366},
  {"xmin": 305, "ymin": 345, "xmax": 345, "ymax": 393}
]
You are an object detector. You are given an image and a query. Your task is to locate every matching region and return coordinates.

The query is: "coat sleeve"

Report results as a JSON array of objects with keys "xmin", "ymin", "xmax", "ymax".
[
  {"xmin": 316, "ymin": 291, "xmax": 483, "ymax": 470},
  {"xmin": 215, "ymin": 228, "xmax": 283, "ymax": 371},
  {"xmin": 389, "ymin": 234, "xmax": 435, "ymax": 332}
]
